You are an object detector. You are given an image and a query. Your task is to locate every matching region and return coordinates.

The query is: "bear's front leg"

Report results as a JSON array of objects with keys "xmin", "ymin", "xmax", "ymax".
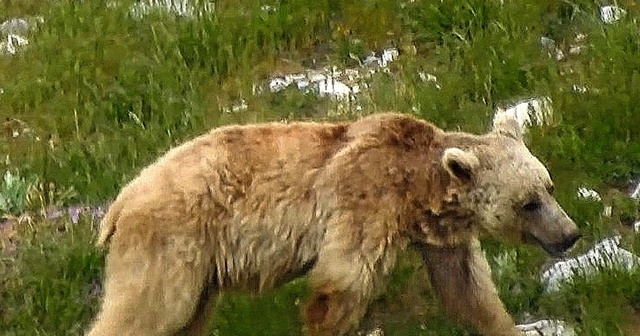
[
  {"xmin": 418, "ymin": 239, "xmax": 521, "ymax": 336},
  {"xmin": 303, "ymin": 289, "xmax": 369, "ymax": 336},
  {"xmin": 302, "ymin": 249, "xmax": 379, "ymax": 336}
]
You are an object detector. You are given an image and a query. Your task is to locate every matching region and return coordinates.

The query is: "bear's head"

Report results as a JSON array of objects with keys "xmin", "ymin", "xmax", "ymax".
[{"xmin": 440, "ymin": 117, "xmax": 580, "ymax": 257}]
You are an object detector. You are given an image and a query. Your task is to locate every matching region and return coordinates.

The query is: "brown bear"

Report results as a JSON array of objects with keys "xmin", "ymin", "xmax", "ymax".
[{"xmin": 86, "ymin": 113, "xmax": 580, "ymax": 336}]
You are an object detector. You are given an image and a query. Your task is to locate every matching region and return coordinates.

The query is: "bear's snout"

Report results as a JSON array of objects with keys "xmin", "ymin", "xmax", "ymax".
[
  {"xmin": 551, "ymin": 231, "xmax": 581, "ymax": 255},
  {"xmin": 534, "ymin": 230, "xmax": 581, "ymax": 258},
  {"xmin": 524, "ymin": 220, "xmax": 581, "ymax": 258},
  {"xmin": 522, "ymin": 198, "xmax": 581, "ymax": 257}
]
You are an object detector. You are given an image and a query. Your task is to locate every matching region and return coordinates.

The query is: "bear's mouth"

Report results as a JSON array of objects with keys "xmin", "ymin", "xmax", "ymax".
[{"xmin": 522, "ymin": 232, "xmax": 568, "ymax": 258}]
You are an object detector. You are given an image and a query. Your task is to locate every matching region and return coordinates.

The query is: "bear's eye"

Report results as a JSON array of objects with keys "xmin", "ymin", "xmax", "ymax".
[{"xmin": 522, "ymin": 200, "xmax": 542, "ymax": 212}]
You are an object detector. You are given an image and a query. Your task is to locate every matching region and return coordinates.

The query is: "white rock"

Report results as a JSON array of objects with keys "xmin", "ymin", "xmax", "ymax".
[
  {"xmin": 269, "ymin": 71, "xmax": 359, "ymax": 99},
  {"xmin": 493, "ymin": 97, "xmax": 552, "ymax": 131},
  {"xmin": 267, "ymin": 73, "xmax": 309, "ymax": 93},
  {"xmin": 262, "ymin": 48, "xmax": 397, "ymax": 102},
  {"xmin": 541, "ymin": 236, "xmax": 640, "ymax": 292},
  {"xmin": 268, "ymin": 77, "xmax": 286, "ymax": 92},
  {"xmin": 296, "ymin": 79, "xmax": 311, "ymax": 90},
  {"xmin": 359, "ymin": 327, "xmax": 384, "ymax": 336},
  {"xmin": 577, "ymin": 187, "xmax": 601, "ymax": 202},
  {"xmin": 0, "ymin": 34, "xmax": 29, "ymax": 55},
  {"xmin": 572, "ymin": 84, "xmax": 588, "ymax": 94},
  {"xmin": 260, "ymin": 5, "xmax": 277, "ymax": 13},
  {"xmin": 363, "ymin": 48, "xmax": 398, "ymax": 68},
  {"xmin": 630, "ymin": 181, "xmax": 640, "ymax": 199},
  {"xmin": 363, "ymin": 54, "xmax": 382, "ymax": 67},
  {"xmin": 566, "ymin": 32, "xmax": 588, "ymax": 56},
  {"xmin": 317, "ymin": 77, "xmax": 355, "ymax": 99},
  {"xmin": 222, "ymin": 99, "xmax": 248, "ymax": 113},
  {"xmin": 633, "ymin": 221, "xmax": 640, "ymax": 233},
  {"xmin": 418, "ymin": 72, "xmax": 436, "ymax": 82},
  {"xmin": 287, "ymin": 73, "xmax": 307, "ymax": 82},
  {"xmin": 540, "ymin": 36, "xmax": 565, "ymax": 61},
  {"xmin": 418, "ymin": 72, "xmax": 441, "ymax": 89},
  {"xmin": 0, "ymin": 18, "xmax": 29, "ymax": 36},
  {"xmin": 568, "ymin": 45, "xmax": 586, "ymax": 55},
  {"xmin": 517, "ymin": 319, "xmax": 575, "ymax": 336},
  {"xmin": 539, "ymin": 36, "xmax": 556, "ymax": 49},
  {"xmin": 600, "ymin": 5, "xmax": 626, "ymax": 24},
  {"xmin": 307, "ymin": 71, "xmax": 327, "ymax": 83},
  {"xmin": 381, "ymin": 48, "xmax": 398, "ymax": 67},
  {"xmin": 268, "ymin": 77, "xmax": 293, "ymax": 92},
  {"xmin": 0, "ymin": 17, "xmax": 39, "ymax": 55},
  {"xmin": 344, "ymin": 68, "xmax": 360, "ymax": 81}
]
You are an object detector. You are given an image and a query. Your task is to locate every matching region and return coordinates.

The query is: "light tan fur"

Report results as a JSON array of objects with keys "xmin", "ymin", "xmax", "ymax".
[{"xmin": 87, "ymin": 113, "xmax": 579, "ymax": 336}]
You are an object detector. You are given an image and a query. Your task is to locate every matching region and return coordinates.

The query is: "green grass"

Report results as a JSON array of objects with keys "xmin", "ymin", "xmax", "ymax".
[
  {"xmin": 0, "ymin": 218, "xmax": 102, "ymax": 335},
  {"xmin": 2, "ymin": 0, "xmax": 640, "ymax": 334}
]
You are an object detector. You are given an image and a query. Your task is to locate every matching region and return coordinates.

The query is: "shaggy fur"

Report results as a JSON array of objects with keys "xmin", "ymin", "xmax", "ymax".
[{"xmin": 87, "ymin": 113, "xmax": 579, "ymax": 336}]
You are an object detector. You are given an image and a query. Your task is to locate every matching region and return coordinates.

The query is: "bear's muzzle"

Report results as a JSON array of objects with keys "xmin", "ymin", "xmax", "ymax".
[{"xmin": 540, "ymin": 231, "xmax": 582, "ymax": 257}]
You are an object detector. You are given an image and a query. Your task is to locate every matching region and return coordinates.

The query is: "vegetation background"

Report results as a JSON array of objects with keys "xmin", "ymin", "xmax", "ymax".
[{"xmin": 2, "ymin": 0, "xmax": 640, "ymax": 335}]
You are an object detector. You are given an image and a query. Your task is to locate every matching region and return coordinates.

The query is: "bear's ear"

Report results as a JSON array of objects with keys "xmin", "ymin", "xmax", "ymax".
[
  {"xmin": 492, "ymin": 113, "xmax": 523, "ymax": 141},
  {"xmin": 441, "ymin": 147, "xmax": 479, "ymax": 181}
]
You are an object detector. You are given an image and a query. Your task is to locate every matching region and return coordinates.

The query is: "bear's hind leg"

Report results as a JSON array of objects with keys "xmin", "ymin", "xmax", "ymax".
[
  {"xmin": 176, "ymin": 285, "xmax": 219, "ymax": 336},
  {"xmin": 87, "ymin": 234, "xmax": 212, "ymax": 336}
]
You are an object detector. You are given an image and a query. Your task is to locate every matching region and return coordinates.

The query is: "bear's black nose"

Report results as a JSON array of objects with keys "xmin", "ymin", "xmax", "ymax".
[
  {"xmin": 557, "ymin": 232, "xmax": 581, "ymax": 253},
  {"xmin": 541, "ymin": 232, "xmax": 581, "ymax": 258}
]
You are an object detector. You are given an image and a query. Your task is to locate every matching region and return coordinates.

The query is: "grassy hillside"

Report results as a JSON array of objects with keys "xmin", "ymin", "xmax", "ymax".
[{"xmin": 2, "ymin": 0, "xmax": 640, "ymax": 335}]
